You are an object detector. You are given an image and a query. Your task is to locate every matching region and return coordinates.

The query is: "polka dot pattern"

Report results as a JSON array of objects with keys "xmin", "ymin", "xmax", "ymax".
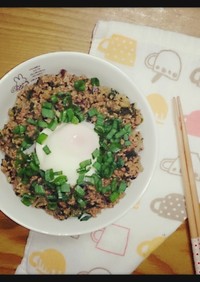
[
  {"xmin": 191, "ymin": 238, "xmax": 200, "ymax": 274},
  {"xmin": 98, "ymin": 34, "xmax": 137, "ymax": 66},
  {"xmin": 150, "ymin": 193, "xmax": 186, "ymax": 222}
]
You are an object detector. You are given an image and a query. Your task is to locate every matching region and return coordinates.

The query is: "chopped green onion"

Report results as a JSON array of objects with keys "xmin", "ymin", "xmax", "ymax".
[
  {"xmin": 36, "ymin": 132, "xmax": 48, "ymax": 144},
  {"xmin": 66, "ymin": 108, "xmax": 74, "ymax": 121},
  {"xmin": 83, "ymin": 175, "xmax": 96, "ymax": 185},
  {"xmin": 125, "ymin": 140, "xmax": 132, "ymax": 146},
  {"xmin": 13, "ymin": 125, "xmax": 26, "ymax": 134},
  {"xmin": 43, "ymin": 145, "xmax": 51, "ymax": 155},
  {"xmin": 96, "ymin": 114, "xmax": 105, "ymax": 125},
  {"xmin": 27, "ymin": 118, "xmax": 37, "ymax": 125},
  {"xmin": 112, "ymin": 119, "xmax": 121, "ymax": 129},
  {"xmin": 76, "ymin": 173, "xmax": 85, "ymax": 185},
  {"xmin": 47, "ymin": 195, "xmax": 57, "ymax": 201},
  {"xmin": 71, "ymin": 116, "xmax": 79, "ymax": 124},
  {"xmin": 74, "ymin": 80, "xmax": 86, "ymax": 91},
  {"xmin": 95, "ymin": 124, "xmax": 105, "ymax": 134},
  {"xmin": 111, "ymin": 178, "xmax": 118, "ymax": 191},
  {"xmin": 20, "ymin": 135, "xmax": 33, "ymax": 150},
  {"xmin": 116, "ymin": 157, "xmax": 124, "ymax": 168},
  {"xmin": 115, "ymin": 128, "xmax": 126, "ymax": 139},
  {"xmin": 21, "ymin": 194, "xmax": 35, "ymax": 206},
  {"xmin": 101, "ymin": 185, "xmax": 111, "ymax": 193},
  {"xmin": 106, "ymin": 128, "xmax": 117, "ymax": 140},
  {"xmin": 57, "ymin": 186, "xmax": 63, "ymax": 199},
  {"xmin": 34, "ymin": 184, "xmax": 45, "ymax": 195},
  {"xmin": 91, "ymin": 77, "xmax": 100, "ymax": 86},
  {"xmin": 92, "ymin": 148, "xmax": 99, "ymax": 159},
  {"xmin": 87, "ymin": 108, "xmax": 98, "ymax": 117},
  {"xmin": 74, "ymin": 111, "xmax": 84, "ymax": 122},
  {"xmin": 42, "ymin": 108, "xmax": 55, "ymax": 119},
  {"xmin": 29, "ymin": 161, "xmax": 39, "ymax": 172},
  {"xmin": 45, "ymin": 169, "xmax": 54, "ymax": 182},
  {"xmin": 60, "ymin": 183, "xmax": 70, "ymax": 193},
  {"xmin": 53, "ymin": 175, "xmax": 67, "ymax": 185},
  {"xmin": 54, "ymin": 170, "xmax": 63, "ymax": 176},
  {"xmin": 42, "ymin": 101, "xmax": 53, "ymax": 109},
  {"xmin": 109, "ymin": 191, "xmax": 120, "ymax": 202},
  {"xmin": 32, "ymin": 152, "xmax": 40, "ymax": 166},
  {"xmin": 47, "ymin": 202, "xmax": 57, "ymax": 210},
  {"xmin": 79, "ymin": 214, "xmax": 92, "ymax": 221},
  {"xmin": 118, "ymin": 181, "xmax": 127, "ymax": 193},
  {"xmin": 92, "ymin": 161, "xmax": 101, "ymax": 171},
  {"xmin": 79, "ymin": 159, "xmax": 92, "ymax": 169},
  {"xmin": 37, "ymin": 120, "xmax": 48, "ymax": 128},
  {"xmin": 60, "ymin": 110, "xmax": 67, "ymax": 122},
  {"xmin": 48, "ymin": 118, "xmax": 58, "ymax": 131},
  {"xmin": 77, "ymin": 198, "xmax": 86, "ymax": 208},
  {"xmin": 75, "ymin": 185, "xmax": 85, "ymax": 197},
  {"xmin": 124, "ymin": 124, "xmax": 132, "ymax": 133},
  {"xmin": 51, "ymin": 95, "xmax": 59, "ymax": 104},
  {"xmin": 109, "ymin": 142, "xmax": 122, "ymax": 153}
]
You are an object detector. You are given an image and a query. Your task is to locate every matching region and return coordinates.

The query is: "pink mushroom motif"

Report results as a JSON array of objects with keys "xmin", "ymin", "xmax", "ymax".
[{"xmin": 184, "ymin": 110, "xmax": 200, "ymax": 137}]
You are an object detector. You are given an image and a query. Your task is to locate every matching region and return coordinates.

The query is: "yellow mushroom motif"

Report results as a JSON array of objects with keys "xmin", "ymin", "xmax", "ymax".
[{"xmin": 29, "ymin": 248, "xmax": 66, "ymax": 274}]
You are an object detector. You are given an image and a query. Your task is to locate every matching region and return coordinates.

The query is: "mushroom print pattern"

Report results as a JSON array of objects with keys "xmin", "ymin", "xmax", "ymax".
[
  {"xmin": 190, "ymin": 67, "xmax": 200, "ymax": 87},
  {"xmin": 145, "ymin": 49, "xmax": 182, "ymax": 83}
]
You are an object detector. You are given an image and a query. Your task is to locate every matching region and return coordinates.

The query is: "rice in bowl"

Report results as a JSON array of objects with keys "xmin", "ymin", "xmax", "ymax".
[{"xmin": 0, "ymin": 68, "xmax": 144, "ymax": 221}]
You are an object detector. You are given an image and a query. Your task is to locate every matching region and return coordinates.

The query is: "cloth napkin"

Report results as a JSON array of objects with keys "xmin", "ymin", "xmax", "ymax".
[{"xmin": 15, "ymin": 20, "xmax": 200, "ymax": 275}]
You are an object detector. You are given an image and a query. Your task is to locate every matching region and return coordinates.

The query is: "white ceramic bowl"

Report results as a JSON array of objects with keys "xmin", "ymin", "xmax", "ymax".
[{"xmin": 0, "ymin": 51, "xmax": 158, "ymax": 236}]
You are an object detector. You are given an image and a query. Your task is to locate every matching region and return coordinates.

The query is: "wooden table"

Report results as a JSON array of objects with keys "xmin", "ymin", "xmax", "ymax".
[{"xmin": 0, "ymin": 7, "xmax": 199, "ymax": 275}]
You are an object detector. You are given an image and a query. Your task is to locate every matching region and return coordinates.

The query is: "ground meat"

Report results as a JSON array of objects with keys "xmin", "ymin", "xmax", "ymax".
[{"xmin": 0, "ymin": 69, "xmax": 144, "ymax": 221}]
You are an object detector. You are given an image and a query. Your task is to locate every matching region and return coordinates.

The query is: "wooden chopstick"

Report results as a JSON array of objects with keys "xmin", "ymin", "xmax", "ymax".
[{"xmin": 173, "ymin": 96, "xmax": 200, "ymax": 275}]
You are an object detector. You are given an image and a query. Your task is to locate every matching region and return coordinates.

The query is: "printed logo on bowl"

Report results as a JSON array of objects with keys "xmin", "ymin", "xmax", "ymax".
[{"xmin": 11, "ymin": 66, "xmax": 46, "ymax": 94}]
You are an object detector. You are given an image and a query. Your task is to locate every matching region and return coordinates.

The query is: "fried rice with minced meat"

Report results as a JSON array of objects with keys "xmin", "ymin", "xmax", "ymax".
[{"xmin": 0, "ymin": 69, "xmax": 144, "ymax": 220}]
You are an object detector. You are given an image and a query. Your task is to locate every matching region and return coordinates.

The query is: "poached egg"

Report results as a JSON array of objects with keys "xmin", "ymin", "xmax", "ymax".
[{"xmin": 36, "ymin": 121, "xmax": 99, "ymax": 185}]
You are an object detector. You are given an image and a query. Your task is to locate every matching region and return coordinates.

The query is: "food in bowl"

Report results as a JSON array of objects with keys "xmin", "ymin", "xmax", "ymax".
[
  {"xmin": 0, "ymin": 68, "xmax": 144, "ymax": 221},
  {"xmin": 0, "ymin": 52, "xmax": 157, "ymax": 235}
]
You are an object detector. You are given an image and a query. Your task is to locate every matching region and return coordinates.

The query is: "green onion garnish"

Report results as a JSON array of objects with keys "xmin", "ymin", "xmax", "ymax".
[
  {"xmin": 37, "ymin": 120, "xmax": 48, "ymax": 128},
  {"xmin": 48, "ymin": 118, "xmax": 58, "ymax": 131},
  {"xmin": 36, "ymin": 132, "xmax": 48, "ymax": 144},
  {"xmin": 74, "ymin": 79, "xmax": 86, "ymax": 91},
  {"xmin": 21, "ymin": 194, "xmax": 35, "ymax": 206},
  {"xmin": 91, "ymin": 77, "xmax": 100, "ymax": 86},
  {"xmin": 109, "ymin": 191, "xmax": 120, "ymax": 202},
  {"xmin": 75, "ymin": 185, "xmax": 85, "ymax": 197},
  {"xmin": 53, "ymin": 175, "xmax": 68, "ymax": 185},
  {"xmin": 43, "ymin": 145, "xmax": 51, "ymax": 155},
  {"xmin": 42, "ymin": 108, "xmax": 55, "ymax": 119},
  {"xmin": 45, "ymin": 169, "xmax": 54, "ymax": 182},
  {"xmin": 13, "ymin": 125, "xmax": 26, "ymax": 134}
]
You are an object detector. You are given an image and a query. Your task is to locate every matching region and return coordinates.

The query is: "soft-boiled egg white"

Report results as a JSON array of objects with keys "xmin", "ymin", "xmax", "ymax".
[{"xmin": 35, "ymin": 121, "xmax": 100, "ymax": 185}]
